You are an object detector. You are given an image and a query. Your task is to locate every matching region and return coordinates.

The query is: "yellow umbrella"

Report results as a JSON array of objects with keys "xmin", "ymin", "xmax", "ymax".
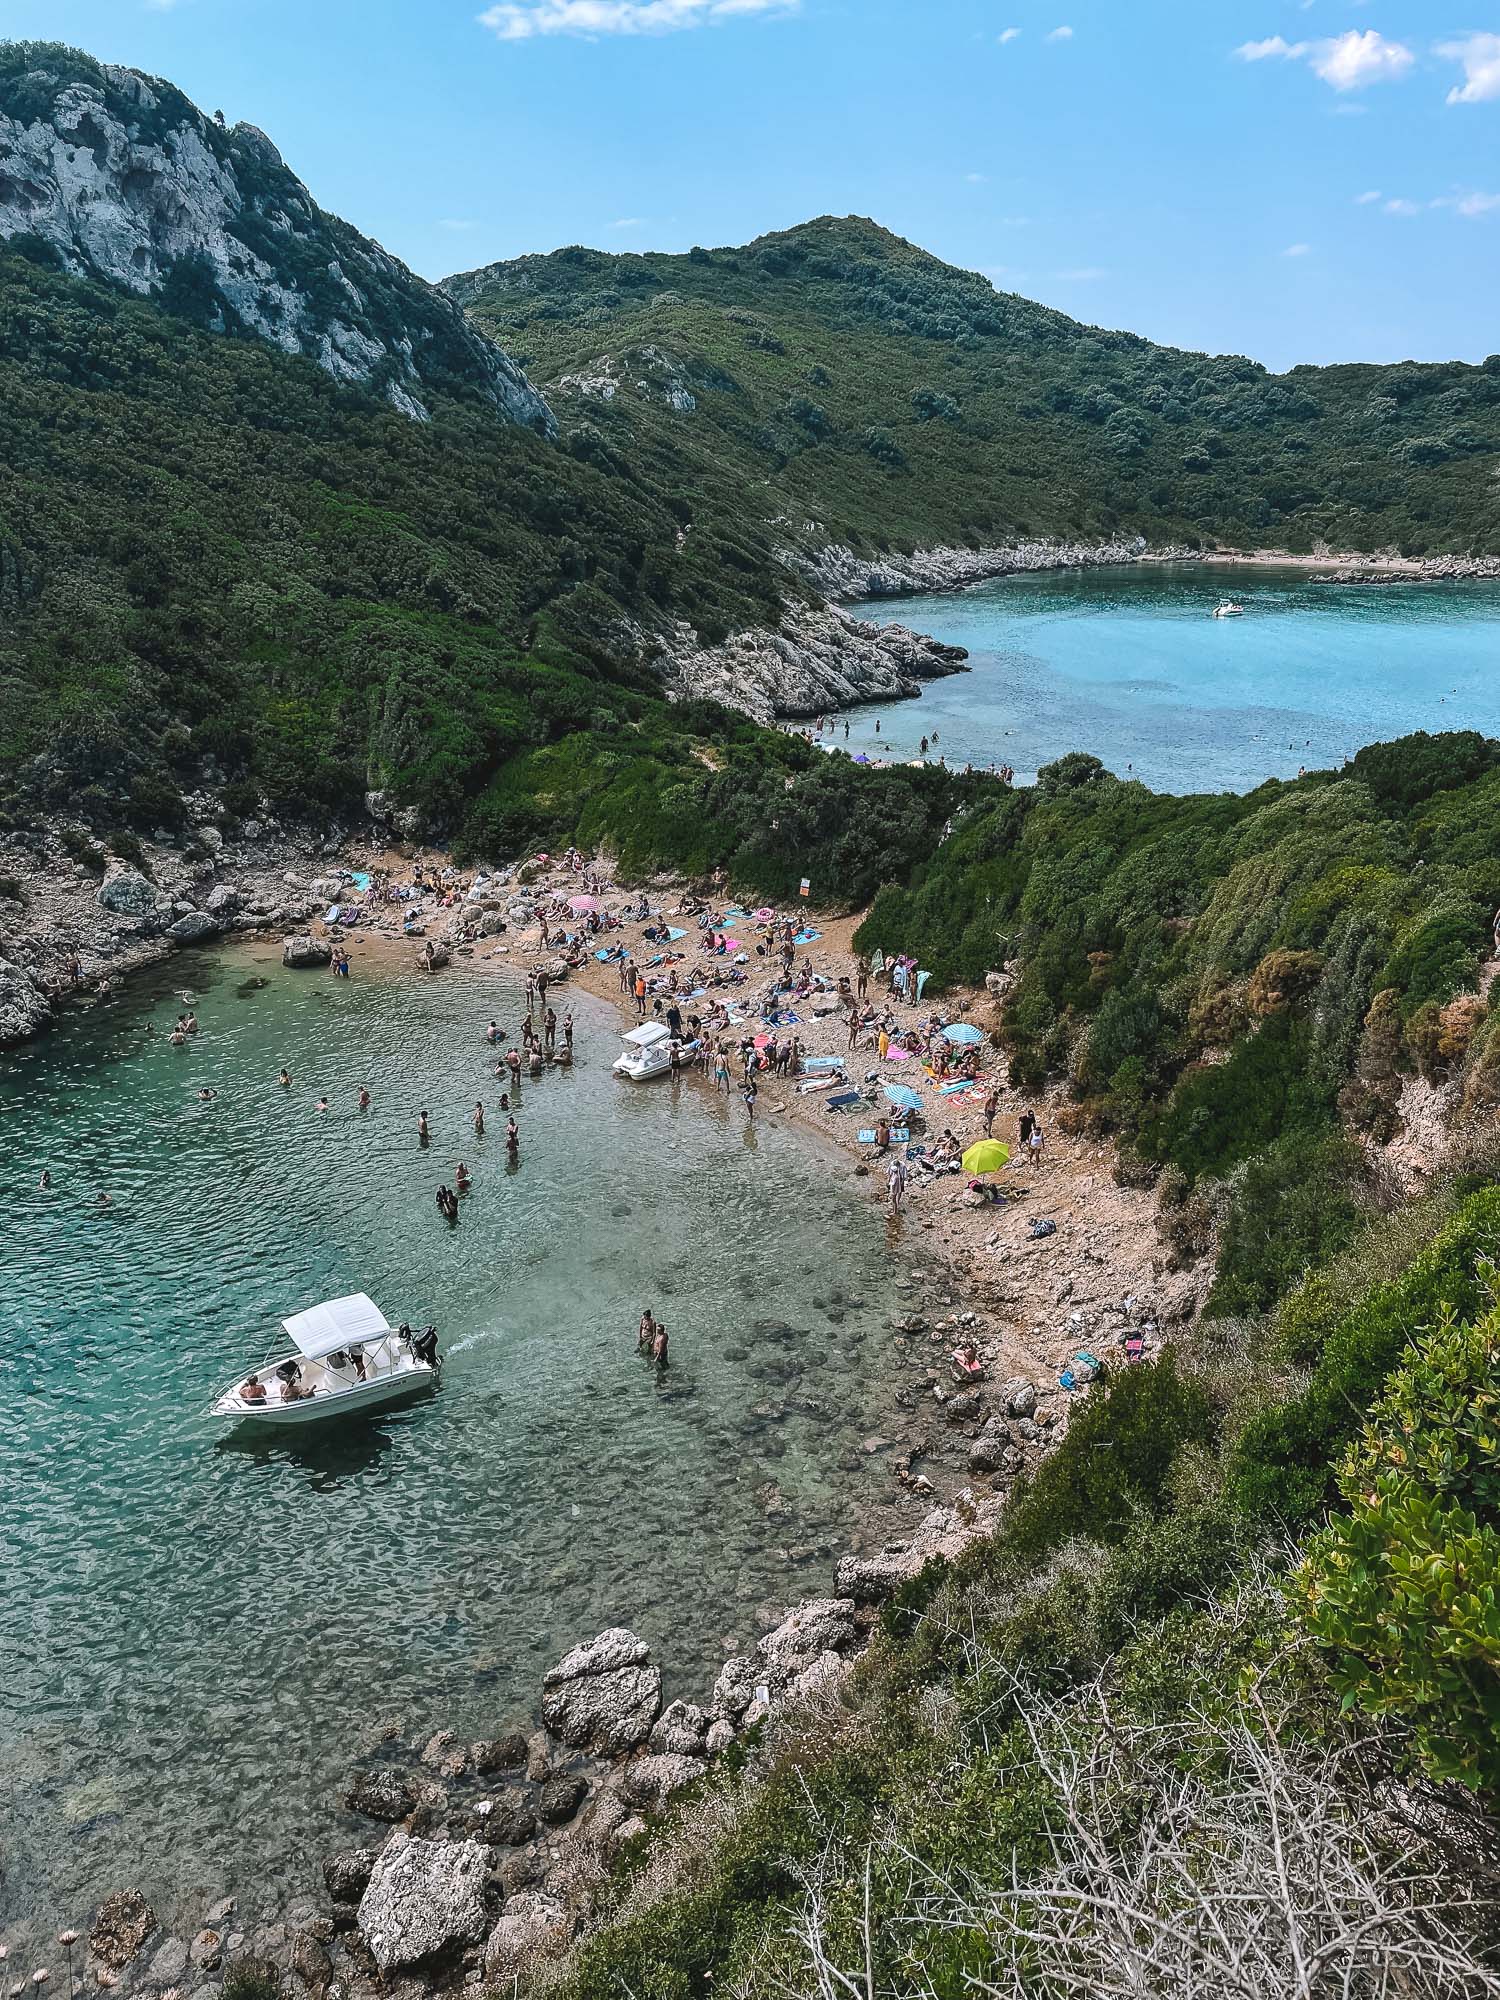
[{"xmin": 962, "ymin": 1139, "xmax": 1010, "ymax": 1175}]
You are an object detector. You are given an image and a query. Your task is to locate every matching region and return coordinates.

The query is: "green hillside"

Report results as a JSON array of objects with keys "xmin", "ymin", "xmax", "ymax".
[{"xmin": 451, "ymin": 215, "xmax": 1500, "ymax": 562}]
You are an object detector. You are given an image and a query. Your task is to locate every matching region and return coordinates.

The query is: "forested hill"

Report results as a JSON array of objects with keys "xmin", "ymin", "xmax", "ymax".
[{"xmin": 449, "ymin": 215, "xmax": 1500, "ymax": 560}]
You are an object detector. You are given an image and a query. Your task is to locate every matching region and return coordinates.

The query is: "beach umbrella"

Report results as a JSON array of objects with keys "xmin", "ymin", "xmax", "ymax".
[
  {"xmin": 943, "ymin": 1023, "xmax": 984, "ymax": 1046},
  {"xmin": 883, "ymin": 1083, "xmax": 924, "ymax": 1112},
  {"xmin": 853, "ymin": 753, "xmax": 872, "ymax": 765},
  {"xmin": 962, "ymin": 1139, "xmax": 1010, "ymax": 1175},
  {"xmin": 568, "ymin": 894, "xmax": 601, "ymax": 914}
]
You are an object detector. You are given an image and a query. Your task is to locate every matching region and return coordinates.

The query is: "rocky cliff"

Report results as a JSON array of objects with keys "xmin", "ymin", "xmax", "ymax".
[
  {"xmin": 801, "ymin": 535, "xmax": 1151, "ymax": 601},
  {"xmin": 652, "ymin": 603, "xmax": 968, "ymax": 724},
  {"xmin": 0, "ymin": 43, "xmax": 552, "ymax": 429}
]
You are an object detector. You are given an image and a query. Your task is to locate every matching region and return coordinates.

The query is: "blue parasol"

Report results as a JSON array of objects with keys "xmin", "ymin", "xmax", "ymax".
[
  {"xmin": 942, "ymin": 1023, "xmax": 984, "ymax": 1045},
  {"xmin": 883, "ymin": 1083, "xmax": 924, "ymax": 1112}
]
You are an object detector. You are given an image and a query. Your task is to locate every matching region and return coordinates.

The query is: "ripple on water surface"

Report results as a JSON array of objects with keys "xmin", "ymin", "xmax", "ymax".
[{"xmin": 1, "ymin": 949, "xmax": 902, "ymax": 1938}]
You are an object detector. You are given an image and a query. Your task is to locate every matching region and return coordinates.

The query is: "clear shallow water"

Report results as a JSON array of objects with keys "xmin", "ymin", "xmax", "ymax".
[
  {"xmin": 1, "ymin": 948, "xmax": 903, "ymax": 1941},
  {"xmin": 843, "ymin": 563, "xmax": 1500, "ymax": 793}
]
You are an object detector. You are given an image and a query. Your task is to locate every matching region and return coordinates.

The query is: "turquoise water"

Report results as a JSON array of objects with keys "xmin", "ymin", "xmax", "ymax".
[
  {"xmin": 842, "ymin": 564, "xmax": 1500, "ymax": 792},
  {"xmin": 1, "ymin": 948, "xmax": 904, "ymax": 1942}
]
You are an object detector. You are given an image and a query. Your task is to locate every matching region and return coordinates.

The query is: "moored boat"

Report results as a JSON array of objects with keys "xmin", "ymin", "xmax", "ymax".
[
  {"xmin": 209, "ymin": 1292, "xmax": 439, "ymax": 1428},
  {"xmin": 1212, "ymin": 601, "xmax": 1246, "ymax": 618},
  {"xmin": 613, "ymin": 1020, "xmax": 674, "ymax": 1080}
]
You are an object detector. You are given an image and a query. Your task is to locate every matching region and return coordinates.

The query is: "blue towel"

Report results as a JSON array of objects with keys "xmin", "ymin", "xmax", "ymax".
[
  {"xmin": 826, "ymin": 1090, "xmax": 860, "ymax": 1108},
  {"xmin": 793, "ymin": 929, "xmax": 822, "ymax": 944},
  {"xmin": 666, "ymin": 927, "xmax": 686, "ymax": 941},
  {"xmin": 595, "ymin": 949, "xmax": 613, "ymax": 961}
]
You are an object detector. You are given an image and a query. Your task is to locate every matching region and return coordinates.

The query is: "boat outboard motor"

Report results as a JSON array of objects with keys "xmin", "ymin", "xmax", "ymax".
[{"xmin": 411, "ymin": 1324, "xmax": 439, "ymax": 1369}]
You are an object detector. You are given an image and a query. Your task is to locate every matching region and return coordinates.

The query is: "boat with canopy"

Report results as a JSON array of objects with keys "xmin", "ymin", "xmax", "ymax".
[{"xmin": 208, "ymin": 1292, "xmax": 439, "ymax": 1428}]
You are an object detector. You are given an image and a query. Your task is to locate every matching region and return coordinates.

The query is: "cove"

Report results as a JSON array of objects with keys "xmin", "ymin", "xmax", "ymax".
[
  {"xmin": 841, "ymin": 562, "xmax": 1500, "ymax": 793},
  {"xmin": 0, "ymin": 947, "xmax": 905, "ymax": 1945}
]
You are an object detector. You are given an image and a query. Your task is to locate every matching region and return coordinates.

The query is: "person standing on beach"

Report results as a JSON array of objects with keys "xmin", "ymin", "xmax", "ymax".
[
  {"xmin": 544, "ymin": 1007, "xmax": 557, "ymax": 1052},
  {"xmin": 563, "ymin": 1011, "xmax": 573, "ymax": 1052},
  {"xmin": 1018, "ymin": 1105, "xmax": 1034, "ymax": 1150},
  {"xmin": 887, "ymin": 1155, "xmax": 907, "ymax": 1214},
  {"xmin": 634, "ymin": 973, "xmax": 647, "ymax": 1019},
  {"xmin": 1027, "ymin": 1120, "xmax": 1045, "ymax": 1172},
  {"xmin": 651, "ymin": 1321, "xmax": 669, "ymax": 1367},
  {"xmin": 742, "ymin": 1076, "xmax": 758, "ymax": 1122},
  {"xmin": 619, "ymin": 954, "xmax": 633, "ymax": 995},
  {"xmin": 982, "ymin": 1089, "xmax": 999, "ymax": 1138},
  {"xmin": 638, "ymin": 1307, "xmax": 656, "ymax": 1351}
]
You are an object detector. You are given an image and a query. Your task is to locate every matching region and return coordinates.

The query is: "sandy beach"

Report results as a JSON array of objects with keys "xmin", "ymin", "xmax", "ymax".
[{"xmin": 277, "ymin": 850, "xmax": 1206, "ymax": 1440}]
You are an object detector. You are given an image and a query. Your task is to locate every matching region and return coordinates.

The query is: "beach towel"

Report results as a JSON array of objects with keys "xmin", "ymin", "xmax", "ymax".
[
  {"xmin": 793, "ymin": 929, "xmax": 821, "ymax": 945},
  {"xmin": 916, "ymin": 970, "xmax": 932, "ymax": 1000},
  {"xmin": 595, "ymin": 949, "xmax": 613, "ymax": 961},
  {"xmin": 804, "ymin": 1055, "xmax": 847, "ymax": 1071},
  {"xmin": 797, "ymin": 1076, "xmax": 838, "ymax": 1094},
  {"xmin": 939, "ymin": 1079, "xmax": 978, "ymax": 1096},
  {"xmin": 826, "ymin": 1091, "xmax": 860, "ymax": 1109},
  {"xmin": 666, "ymin": 927, "xmax": 687, "ymax": 941}
]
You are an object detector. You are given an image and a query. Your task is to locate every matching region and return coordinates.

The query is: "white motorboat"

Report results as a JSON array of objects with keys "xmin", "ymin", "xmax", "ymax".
[
  {"xmin": 1212, "ymin": 601, "xmax": 1246, "ymax": 618},
  {"xmin": 613, "ymin": 1020, "xmax": 674, "ymax": 1080},
  {"xmin": 209, "ymin": 1292, "xmax": 438, "ymax": 1428}
]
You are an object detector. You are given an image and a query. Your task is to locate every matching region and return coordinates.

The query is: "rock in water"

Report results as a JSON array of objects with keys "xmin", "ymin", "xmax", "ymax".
[
  {"xmin": 282, "ymin": 935, "xmax": 332, "ymax": 970},
  {"xmin": 90, "ymin": 1889, "xmax": 156, "ymax": 1969},
  {"xmin": 540, "ymin": 1627, "xmax": 662, "ymax": 1754},
  {"xmin": 0, "ymin": 958, "xmax": 50, "ymax": 1044},
  {"xmin": 167, "ymin": 910, "xmax": 218, "ymax": 943},
  {"xmin": 356, "ymin": 1828, "xmax": 488, "ymax": 1972}
]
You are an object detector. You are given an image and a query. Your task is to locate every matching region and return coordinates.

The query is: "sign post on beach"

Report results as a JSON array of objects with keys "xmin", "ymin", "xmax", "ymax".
[{"xmin": 799, "ymin": 877, "xmax": 810, "ymax": 898}]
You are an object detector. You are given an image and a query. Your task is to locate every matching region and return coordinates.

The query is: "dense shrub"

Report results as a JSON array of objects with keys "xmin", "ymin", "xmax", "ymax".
[{"xmin": 1297, "ymin": 1306, "xmax": 1500, "ymax": 1789}]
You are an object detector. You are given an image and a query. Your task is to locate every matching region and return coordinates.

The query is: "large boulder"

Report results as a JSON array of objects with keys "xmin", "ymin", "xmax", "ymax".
[
  {"xmin": 168, "ymin": 910, "xmax": 218, "ymax": 943},
  {"xmin": 969, "ymin": 1420, "xmax": 1024, "ymax": 1478},
  {"xmin": 97, "ymin": 865, "xmax": 156, "ymax": 917},
  {"xmin": 711, "ymin": 1655, "xmax": 758, "ymax": 1722},
  {"xmin": 356, "ymin": 1828, "xmax": 488, "ymax": 1972},
  {"xmin": 205, "ymin": 883, "xmax": 239, "ymax": 916},
  {"xmin": 648, "ymin": 1699, "xmax": 710, "ymax": 1757},
  {"xmin": 540, "ymin": 1627, "xmax": 661, "ymax": 1755},
  {"xmin": 759, "ymin": 1599, "xmax": 857, "ymax": 1676},
  {"xmin": 0, "ymin": 958, "xmax": 50, "ymax": 1043},
  {"xmin": 282, "ymin": 934, "xmax": 332, "ymax": 969},
  {"xmin": 323, "ymin": 1848, "xmax": 376, "ymax": 1904},
  {"xmin": 998, "ymin": 1376, "xmax": 1039, "ymax": 1419},
  {"xmin": 91, "ymin": 1889, "xmax": 156, "ymax": 1969}
]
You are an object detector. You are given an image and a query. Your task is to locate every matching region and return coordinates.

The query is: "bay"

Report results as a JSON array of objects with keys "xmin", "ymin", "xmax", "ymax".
[
  {"xmin": 0, "ymin": 947, "xmax": 901, "ymax": 1944},
  {"xmin": 841, "ymin": 562, "xmax": 1500, "ymax": 793}
]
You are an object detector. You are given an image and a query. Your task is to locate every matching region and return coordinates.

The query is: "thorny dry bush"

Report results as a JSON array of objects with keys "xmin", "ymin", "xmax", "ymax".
[{"xmin": 787, "ymin": 1666, "xmax": 1500, "ymax": 2000}]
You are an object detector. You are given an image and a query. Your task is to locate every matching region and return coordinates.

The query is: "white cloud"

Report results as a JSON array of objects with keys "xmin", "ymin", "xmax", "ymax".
[
  {"xmin": 1046, "ymin": 25, "xmax": 1074, "ymax": 42},
  {"xmin": 478, "ymin": 0, "xmax": 797, "ymax": 39},
  {"xmin": 1235, "ymin": 28, "xmax": 1413, "ymax": 91},
  {"xmin": 1383, "ymin": 197, "xmax": 1419, "ymax": 215},
  {"xmin": 1437, "ymin": 32, "xmax": 1500, "ymax": 105},
  {"xmin": 1354, "ymin": 189, "xmax": 1382, "ymax": 203},
  {"xmin": 609, "ymin": 216, "xmax": 646, "ymax": 228},
  {"xmin": 1283, "ymin": 241, "xmax": 1312, "ymax": 256},
  {"xmin": 997, "ymin": 26, "xmax": 1021, "ymax": 44},
  {"xmin": 1431, "ymin": 190, "xmax": 1500, "ymax": 217},
  {"xmin": 438, "ymin": 218, "xmax": 477, "ymax": 231},
  {"xmin": 964, "ymin": 172, "xmax": 988, "ymax": 184}
]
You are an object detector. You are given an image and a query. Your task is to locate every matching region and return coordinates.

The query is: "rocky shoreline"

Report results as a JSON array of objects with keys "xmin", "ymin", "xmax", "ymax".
[
  {"xmin": 799, "ymin": 533, "xmax": 1153, "ymax": 603},
  {"xmin": 1309, "ymin": 554, "xmax": 1500, "ymax": 586}
]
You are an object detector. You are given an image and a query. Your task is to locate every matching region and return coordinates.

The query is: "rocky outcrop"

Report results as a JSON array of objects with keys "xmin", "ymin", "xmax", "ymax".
[
  {"xmin": 541, "ymin": 1628, "xmax": 662, "ymax": 1755},
  {"xmin": 659, "ymin": 602, "xmax": 967, "ymax": 725},
  {"xmin": 483, "ymin": 1892, "xmax": 569, "ymax": 1985},
  {"xmin": 356, "ymin": 1829, "xmax": 488, "ymax": 1971},
  {"xmin": 0, "ymin": 51, "xmax": 552, "ymax": 431},
  {"xmin": 801, "ymin": 535, "xmax": 1148, "ymax": 602},
  {"xmin": 167, "ymin": 910, "xmax": 218, "ymax": 943},
  {"xmin": 0, "ymin": 957, "xmax": 50, "ymax": 1041}
]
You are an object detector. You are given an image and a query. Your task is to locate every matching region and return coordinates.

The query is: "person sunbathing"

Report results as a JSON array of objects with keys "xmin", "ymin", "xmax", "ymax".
[
  {"xmin": 951, "ymin": 1342, "xmax": 985, "ymax": 1385},
  {"xmin": 240, "ymin": 1373, "xmax": 268, "ymax": 1405}
]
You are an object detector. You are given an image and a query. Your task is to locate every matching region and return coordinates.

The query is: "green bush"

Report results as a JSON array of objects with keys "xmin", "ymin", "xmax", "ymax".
[
  {"xmin": 1228, "ymin": 1187, "xmax": 1500, "ymax": 1524},
  {"xmin": 1297, "ymin": 1306, "xmax": 1500, "ymax": 1790}
]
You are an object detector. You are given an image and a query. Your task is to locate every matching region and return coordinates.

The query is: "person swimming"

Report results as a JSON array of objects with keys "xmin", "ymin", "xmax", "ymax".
[
  {"xmin": 315, "ymin": 1097, "xmax": 328, "ymax": 1113},
  {"xmin": 198, "ymin": 1087, "xmax": 217, "ymax": 1101},
  {"xmin": 455, "ymin": 1162, "xmax": 472, "ymax": 1192},
  {"xmin": 278, "ymin": 1068, "xmax": 291, "ymax": 1088},
  {"xmin": 358, "ymin": 1085, "xmax": 371, "ymax": 1110}
]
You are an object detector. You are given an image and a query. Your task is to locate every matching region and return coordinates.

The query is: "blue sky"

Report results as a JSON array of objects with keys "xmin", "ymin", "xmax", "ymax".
[{"xmin": 8, "ymin": 1, "xmax": 1499, "ymax": 370}]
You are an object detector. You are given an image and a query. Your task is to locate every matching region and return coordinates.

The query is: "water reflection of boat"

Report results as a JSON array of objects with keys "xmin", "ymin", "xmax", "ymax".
[
  {"xmin": 209, "ymin": 1293, "xmax": 439, "ymax": 1428},
  {"xmin": 1212, "ymin": 601, "xmax": 1245, "ymax": 619}
]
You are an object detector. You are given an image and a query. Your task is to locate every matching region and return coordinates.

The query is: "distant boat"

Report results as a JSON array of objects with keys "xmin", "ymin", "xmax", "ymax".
[
  {"xmin": 209, "ymin": 1293, "xmax": 439, "ymax": 1428},
  {"xmin": 1212, "ymin": 601, "xmax": 1246, "ymax": 619}
]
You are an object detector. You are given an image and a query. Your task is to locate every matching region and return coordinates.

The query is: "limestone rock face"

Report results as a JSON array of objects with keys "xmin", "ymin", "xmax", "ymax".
[
  {"xmin": 0, "ymin": 53, "xmax": 553, "ymax": 432},
  {"xmin": 482, "ymin": 1892, "xmax": 569, "ymax": 1984},
  {"xmin": 282, "ymin": 934, "xmax": 332, "ymax": 969},
  {"xmin": 659, "ymin": 602, "xmax": 967, "ymax": 725},
  {"xmin": 540, "ymin": 1626, "xmax": 662, "ymax": 1754},
  {"xmin": 167, "ymin": 910, "xmax": 217, "ymax": 942},
  {"xmin": 356, "ymin": 1828, "xmax": 488, "ymax": 1971}
]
